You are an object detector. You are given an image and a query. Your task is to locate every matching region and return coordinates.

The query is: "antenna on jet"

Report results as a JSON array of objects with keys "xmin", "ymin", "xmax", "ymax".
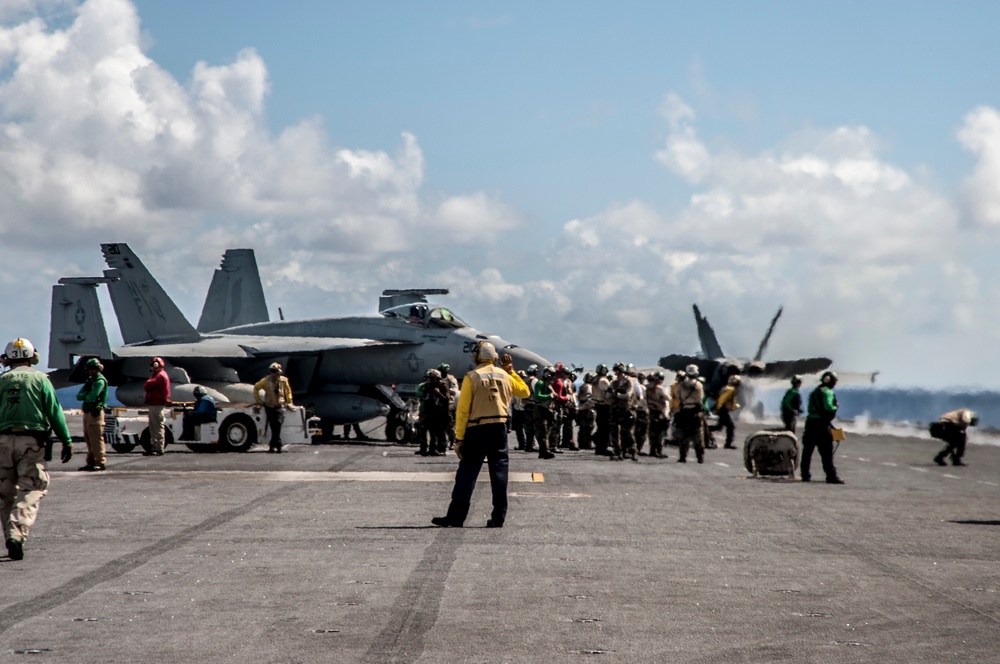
[
  {"xmin": 279, "ymin": 307, "xmax": 285, "ymax": 321},
  {"xmin": 379, "ymin": 289, "xmax": 450, "ymax": 312}
]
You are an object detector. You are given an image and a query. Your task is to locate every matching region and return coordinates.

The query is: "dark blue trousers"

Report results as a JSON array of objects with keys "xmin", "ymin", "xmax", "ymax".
[{"xmin": 445, "ymin": 423, "xmax": 509, "ymax": 526}]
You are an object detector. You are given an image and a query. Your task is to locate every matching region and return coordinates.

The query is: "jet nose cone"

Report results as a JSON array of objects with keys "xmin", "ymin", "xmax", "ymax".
[{"xmin": 499, "ymin": 345, "xmax": 550, "ymax": 372}]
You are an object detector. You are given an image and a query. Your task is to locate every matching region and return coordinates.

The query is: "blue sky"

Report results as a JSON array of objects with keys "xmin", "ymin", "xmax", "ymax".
[{"xmin": 3, "ymin": 0, "xmax": 1000, "ymax": 388}]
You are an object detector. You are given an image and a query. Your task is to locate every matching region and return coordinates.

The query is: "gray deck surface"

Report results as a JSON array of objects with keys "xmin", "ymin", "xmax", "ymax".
[{"xmin": 2, "ymin": 421, "xmax": 998, "ymax": 663}]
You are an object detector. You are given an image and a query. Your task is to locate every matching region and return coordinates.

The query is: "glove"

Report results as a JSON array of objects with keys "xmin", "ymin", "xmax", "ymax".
[
  {"xmin": 455, "ymin": 440, "xmax": 463, "ymax": 460},
  {"xmin": 60, "ymin": 443, "xmax": 73, "ymax": 464},
  {"xmin": 500, "ymin": 354, "xmax": 514, "ymax": 372}
]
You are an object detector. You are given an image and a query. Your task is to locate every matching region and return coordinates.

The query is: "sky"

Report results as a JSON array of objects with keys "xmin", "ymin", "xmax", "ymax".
[{"xmin": 2, "ymin": 0, "xmax": 1000, "ymax": 389}]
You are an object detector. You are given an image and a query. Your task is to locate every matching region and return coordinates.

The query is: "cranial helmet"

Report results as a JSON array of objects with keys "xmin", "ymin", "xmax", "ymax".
[
  {"xmin": 583, "ymin": 372, "xmax": 595, "ymax": 383},
  {"xmin": 150, "ymin": 356, "xmax": 165, "ymax": 369},
  {"xmin": 542, "ymin": 366, "xmax": 555, "ymax": 379},
  {"xmin": 553, "ymin": 362, "xmax": 565, "ymax": 374},
  {"xmin": 612, "ymin": 361, "xmax": 626, "ymax": 374},
  {"xmin": 676, "ymin": 371, "xmax": 686, "ymax": 380},
  {"xmin": 427, "ymin": 369, "xmax": 441, "ymax": 379},
  {"xmin": 526, "ymin": 364, "xmax": 539, "ymax": 376},
  {"xmin": 475, "ymin": 341, "xmax": 498, "ymax": 363},
  {"xmin": 685, "ymin": 364, "xmax": 699, "ymax": 378},
  {"xmin": 821, "ymin": 370, "xmax": 838, "ymax": 386},
  {"xmin": 595, "ymin": 363, "xmax": 609, "ymax": 376},
  {"xmin": 791, "ymin": 375, "xmax": 802, "ymax": 385},
  {"xmin": 728, "ymin": 375, "xmax": 742, "ymax": 386},
  {"xmin": 438, "ymin": 363, "xmax": 450, "ymax": 372},
  {"xmin": 269, "ymin": 362, "xmax": 282, "ymax": 374},
  {"xmin": 84, "ymin": 357, "xmax": 103, "ymax": 371},
  {"xmin": 3, "ymin": 338, "xmax": 38, "ymax": 366},
  {"xmin": 627, "ymin": 363, "xmax": 637, "ymax": 377},
  {"xmin": 193, "ymin": 385, "xmax": 208, "ymax": 398},
  {"xmin": 653, "ymin": 371, "xmax": 665, "ymax": 382}
]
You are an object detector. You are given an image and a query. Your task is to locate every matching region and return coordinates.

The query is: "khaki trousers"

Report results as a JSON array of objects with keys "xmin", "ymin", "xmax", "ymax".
[
  {"xmin": 148, "ymin": 405, "xmax": 166, "ymax": 453},
  {"xmin": 84, "ymin": 410, "xmax": 106, "ymax": 465},
  {"xmin": 0, "ymin": 433, "xmax": 50, "ymax": 544}
]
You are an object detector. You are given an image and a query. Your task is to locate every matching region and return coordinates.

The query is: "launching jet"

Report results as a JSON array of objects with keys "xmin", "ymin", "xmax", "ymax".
[
  {"xmin": 49, "ymin": 243, "xmax": 549, "ymax": 440},
  {"xmin": 658, "ymin": 304, "xmax": 832, "ymax": 399}
]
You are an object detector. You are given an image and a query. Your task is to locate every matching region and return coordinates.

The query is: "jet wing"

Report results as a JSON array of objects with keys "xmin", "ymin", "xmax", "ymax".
[
  {"xmin": 761, "ymin": 357, "xmax": 833, "ymax": 380},
  {"xmin": 112, "ymin": 336, "xmax": 417, "ymax": 360},
  {"xmin": 658, "ymin": 354, "xmax": 717, "ymax": 378}
]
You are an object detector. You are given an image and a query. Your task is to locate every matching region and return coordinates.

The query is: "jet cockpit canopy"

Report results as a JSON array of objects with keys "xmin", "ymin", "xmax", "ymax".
[{"xmin": 383, "ymin": 303, "xmax": 468, "ymax": 329}]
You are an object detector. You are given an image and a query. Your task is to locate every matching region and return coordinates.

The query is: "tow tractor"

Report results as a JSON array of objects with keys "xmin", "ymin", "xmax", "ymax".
[{"xmin": 103, "ymin": 403, "xmax": 321, "ymax": 453}]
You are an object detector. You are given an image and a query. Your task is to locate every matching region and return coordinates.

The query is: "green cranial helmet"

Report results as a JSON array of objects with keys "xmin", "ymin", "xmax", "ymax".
[{"xmin": 595, "ymin": 363, "xmax": 609, "ymax": 376}]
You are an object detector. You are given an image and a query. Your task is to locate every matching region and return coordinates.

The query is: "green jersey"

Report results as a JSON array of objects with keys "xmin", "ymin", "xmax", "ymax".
[
  {"xmin": 0, "ymin": 367, "xmax": 72, "ymax": 443},
  {"xmin": 806, "ymin": 385, "xmax": 838, "ymax": 425},
  {"xmin": 76, "ymin": 373, "xmax": 108, "ymax": 412}
]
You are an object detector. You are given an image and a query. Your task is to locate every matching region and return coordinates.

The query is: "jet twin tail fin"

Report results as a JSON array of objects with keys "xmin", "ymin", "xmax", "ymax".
[
  {"xmin": 197, "ymin": 249, "xmax": 269, "ymax": 332},
  {"xmin": 48, "ymin": 277, "xmax": 115, "ymax": 370},
  {"xmin": 101, "ymin": 243, "xmax": 201, "ymax": 345},
  {"xmin": 692, "ymin": 305, "xmax": 725, "ymax": 360}
]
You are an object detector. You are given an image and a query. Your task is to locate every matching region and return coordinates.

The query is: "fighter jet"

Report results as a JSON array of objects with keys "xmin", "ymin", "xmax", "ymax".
[
  {"xmin": 49, "ymin": 243, "xmax": 549, "ymax": 439},
  {"xmin": 658, "ymin": 304, "xmax": 832, "ymax": 399}
]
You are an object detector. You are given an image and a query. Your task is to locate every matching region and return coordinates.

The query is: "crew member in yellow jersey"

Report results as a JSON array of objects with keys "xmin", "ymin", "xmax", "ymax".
[{"xmin": 432, "ymin": 341, "xmax": 530, "ymax": 528}]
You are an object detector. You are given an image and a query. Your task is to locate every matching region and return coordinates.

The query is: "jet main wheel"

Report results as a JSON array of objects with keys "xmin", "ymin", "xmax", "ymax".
[
  {"xmin": 220, "ymin": 414, "xmax": 257, "ymax": 452},
  {"xmin": 111, "ymin": 441, "xmax": 136, "ymax": 454},
  {"xmin": 139, "ymin": 427, "xmax": 173, "ymax": 453}
]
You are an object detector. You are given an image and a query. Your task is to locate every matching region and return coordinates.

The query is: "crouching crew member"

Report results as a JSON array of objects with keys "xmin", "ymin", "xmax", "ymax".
[
  {"xmin": 0, "ymin": 338, "xmax": 72, "ymax": 561},
  {"xmin": 432, "ymin": 342, "xmax": 530, "ymax": 528},
  {"xmin": 931, "ymin": 408, "xmax": 978, "ymax": 467},
  {"xmin": 77, "ymin": 357, "xmax": 108, "ymax": 471},
  {"xmin": 801, "ymin": 371, "xmax": 844, "ymax": 484}
]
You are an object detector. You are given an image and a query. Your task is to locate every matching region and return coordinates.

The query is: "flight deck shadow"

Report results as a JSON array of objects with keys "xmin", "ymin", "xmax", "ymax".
[
  {"xmin": 356, "ymin": 525, "xmax": 441, "ymax": 530},
  {"xmin": 949, "ymin": 520, "xmax": 1000, "ymax": 526}
]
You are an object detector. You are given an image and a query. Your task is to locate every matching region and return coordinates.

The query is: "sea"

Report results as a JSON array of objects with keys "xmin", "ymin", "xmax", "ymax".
[{"xmin": 756, "ymin": 386, "xmax": 1000, "ymax": 447}]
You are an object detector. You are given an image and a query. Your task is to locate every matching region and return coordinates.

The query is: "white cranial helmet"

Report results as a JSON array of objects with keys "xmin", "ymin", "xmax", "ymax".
[
  {"xmin": 476, "ymin": 341, "xmax": 498, "ymax": 363},
  {"xmin": 5, "ymin": 338, "xmax": 35, "ymax": 362}
]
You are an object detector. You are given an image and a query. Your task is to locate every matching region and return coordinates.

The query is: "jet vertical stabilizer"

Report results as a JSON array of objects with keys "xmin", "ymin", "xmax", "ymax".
[
  {"xmin": 753, "ymin": 307, "xmax": 783, "ymax": 362},
  {"xmin": 101, "ymin": 243, "xmax": 200, "ymax": 345},
  {"xmin": 197, "ymin": 249, "xmax": 269, "ymax": 333},
  {"xmin": 48, "ymin": 277, "xmax": 115, "ymax": 370},
  {"xmin": 693, "ymin": 304, "xmax": 725, "ymax": 360}
]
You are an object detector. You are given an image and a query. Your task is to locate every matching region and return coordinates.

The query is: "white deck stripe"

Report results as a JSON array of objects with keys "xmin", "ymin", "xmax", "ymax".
[{"xmin": 56, "ymin": 470, "xmax": 541, "ymax": 483}]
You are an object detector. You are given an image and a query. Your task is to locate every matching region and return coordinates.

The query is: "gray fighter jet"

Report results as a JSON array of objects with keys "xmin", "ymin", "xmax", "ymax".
[
  {"xmin": 658, "ymin": 304, "xmax": 832, "ymax": 399},
  {"xmin": 49, "ymin": 243, "xmax": 549, "ymax": 439}
]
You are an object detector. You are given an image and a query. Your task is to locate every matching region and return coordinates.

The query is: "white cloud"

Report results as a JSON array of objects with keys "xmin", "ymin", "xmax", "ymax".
[{"xmin": 958, "ymin": 106, "xmax": 1000, "ymax": 227}]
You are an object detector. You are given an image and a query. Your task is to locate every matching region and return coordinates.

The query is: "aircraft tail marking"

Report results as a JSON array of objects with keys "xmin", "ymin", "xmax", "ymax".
[
  {"xmin": 197, "ymin": 249, "xmax": 269, "ymax": 332},
  {"xmin": 48, "ymin": 277, "xmax": 115, "ymax": 370},
  {"xmin": 101, "ymin": 243, "xmax": 200, "ymax": 345}
]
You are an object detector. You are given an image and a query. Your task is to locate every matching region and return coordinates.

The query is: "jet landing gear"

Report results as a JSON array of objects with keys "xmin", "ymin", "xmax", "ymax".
[{"xmin": 385, "ymin": 407, "xmax": 415, "ymax": 444}]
